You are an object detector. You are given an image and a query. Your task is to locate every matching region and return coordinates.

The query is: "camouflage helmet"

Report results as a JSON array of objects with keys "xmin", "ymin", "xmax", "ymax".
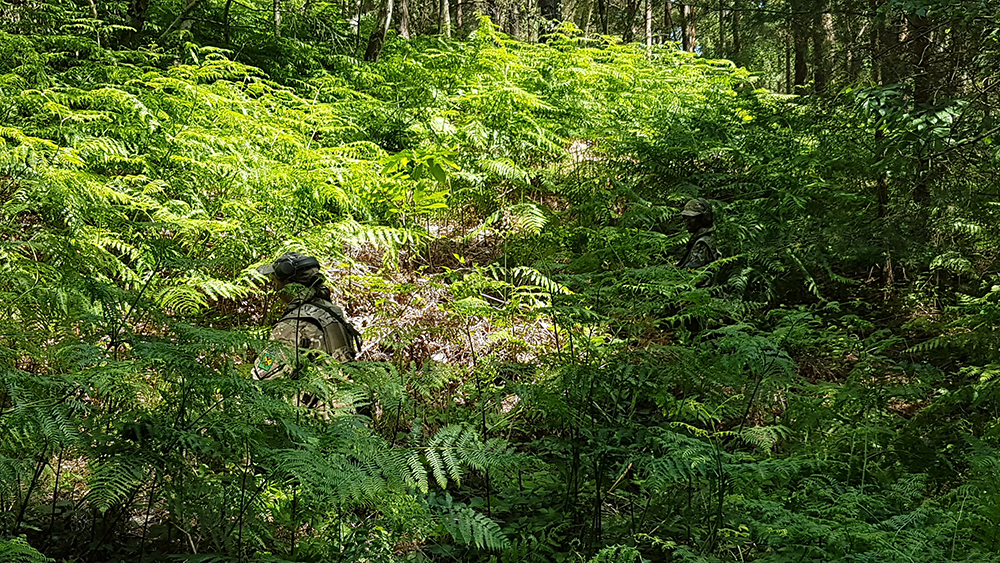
[
  {"xmin": 257, "ymin": 252, "xmax": 322, "ymax": 284},
  {"xmin": 680, "ymin": 198, "xmax": 713, "ymax": 219}
]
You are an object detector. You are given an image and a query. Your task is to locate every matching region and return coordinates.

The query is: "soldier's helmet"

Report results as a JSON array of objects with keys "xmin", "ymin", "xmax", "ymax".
[
  {"xmin": 680, "ymin": 198, "xmax": 713, "ymax": 221},
  {"xmin": 257, "ymin": 252, "xmax": 322, "ymax": 284}
]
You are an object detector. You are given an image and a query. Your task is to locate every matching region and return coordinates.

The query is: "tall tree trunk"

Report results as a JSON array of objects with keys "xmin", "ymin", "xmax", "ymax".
[
  {"xmin": 354, "ymin": 0, "xmax": 363, "ymax": 50},
  {"xmin": 224, "ymin": 0, "xmax": 234, "ymax": 44},
  {"xmin": 510, "ymin": 0, "xmax": 521, "ymax": 38},
  {"xmin": 680, "ymin": 3, "xmax": 695, "ymax": 52},
  {"xmin": 664, "ymin": 0, "xmax": 672, "ymax": 42},
  {"xmin": 908, "ymin": 13, "xmax": 933, "ymax": 205},
  {"xmin": 623, "ymin": 0, "xmax": 636, "ymax": 43},
  {"xmin": 812, "ymin": 6, "xmax": 834, "ymax": 94},
  {"xmin": 731, "ymin": 0, "xmax": 741, "ymax": 59},
  {"xmin": 791, "ymin": 0, "xmax": 808, "ymax": 90},
  {"xmin": 274, "ymin": 0, "xmax": 281, "ymax": 37},
  {"xmin": 843, "ymin": 9, "xmax": 863, "ymax": 82},
  {"xmin": 581, "ymin": 0, "xmax": 593, "ymax": 33},
  {"xmin": 529, "ymin": 0, "xmax": 539, "ymax": 41},
  {"xmin": 439, "ymin": 0, "xmax": 451, "ymax": 36},
  {"xmin": 397, "ymin": 0, "xmax": 411, "ymax": 38},
  {"xmin": 365, "ymin": 0, "xmax": 394, "ymax": 61},
  {"xmin": 597, "ymin": 0, "xmax": 608, "ymax": 34},
  {"xmin": 869, "ymin": 0, "xmax": 888, "ymax": 216},
  {"xmin": 785, "ymin": 29, "xmax": 792, "ymax": 93},
  {"xmin": 717, "ymin": 1, "xmax": 725, "ymax": 54},
  {"xmin": 644, "ymin": 0, "xmax": 651, "ymax": 54}
]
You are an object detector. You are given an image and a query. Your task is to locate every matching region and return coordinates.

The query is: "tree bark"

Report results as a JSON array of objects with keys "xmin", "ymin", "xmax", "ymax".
[
  {"xmin": 812, "ymin": 7, "xmax": 834, "ymax": 94},
  {"xmin": 274, "ymin": 0, "xmax": 281, "ymax": 37},
  {"xmin": 510, "ymin": 0, "xmax": 521, "ymax": 38},
  {"xmin": 364, "ymin": 0, "xmax": 394, "ymax": 61},
  {"xmin": 644, "ymin": 0, "xmax": 651, "ymax": 54},
  {"xmin": 680, "ymin": 3, "xmax": 695, "ymax": 52},
  {"xmin": 791, "ymin": 0, "xmax": 808, "ymax": 90},
  {"xmin": 623, "ymin": 0, "xmax": 636, "ymax": 43},
  {"xmin": 785, "ymin": 29, "xmax": 792, "ymax": 93},
  {"xmin": 731, "ymin": 0, "xmax": 740, "ymax": 60},
  {"xmin": 664, "ymin": 0, "xmax": 672, "ymax": 42},
  {"xmin": 224, "ymin": 0, "xmax": 234, "ymax": 45},
  {"xmin": 597, "ymin": 0, "xmax": 608, "ymax": 35},
  {"xmin": 580, "ymin": 0, "xmax": 593, "ymax": 33},
  {"xmin": 908, "ymin": 13, "xmax": 933, "ymax": 205},
  {"xmin": 717, "ymin": 1, "xmax": 724, "ymax": 54},
  {"xmin": 439, "ymin": 0, "xmax": 451, "ymax": 36},
  {"xmin": 397, "ymin": 0, "xmax": 411, "ymax": 38}
]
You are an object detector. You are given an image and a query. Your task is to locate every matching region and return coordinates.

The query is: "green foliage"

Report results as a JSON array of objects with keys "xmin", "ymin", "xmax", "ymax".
[
  {"xmin": 0, "ymin": 538, "xmax": 52, "ymax": 563},
  {"xmin": 1, "ymin": 10, "xmax": 1000, "ymax": 563}
]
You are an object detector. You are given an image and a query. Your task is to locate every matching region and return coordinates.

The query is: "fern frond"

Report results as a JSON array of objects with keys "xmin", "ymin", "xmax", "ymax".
[{"xmin": 441, "ymin": 505, "xmax": 510, "ymax": 551}]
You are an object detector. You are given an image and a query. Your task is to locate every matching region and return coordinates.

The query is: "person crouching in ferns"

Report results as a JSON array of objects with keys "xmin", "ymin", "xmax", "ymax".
[
  {"xmin": 676, "ymin": 198, "xmax": 722, "ymax": 270},
  {"xmin": 253, "ymin": 252, "xmax": 362, "ymax": 415}
]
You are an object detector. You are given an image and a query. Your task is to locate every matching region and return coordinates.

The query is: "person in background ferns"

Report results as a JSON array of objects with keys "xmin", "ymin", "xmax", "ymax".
[
  {"xmin": 676, "ymin": 198, "xmax": 722, "ymax": 270},
  {"xmin": 253, "ymin": 252, "xmax": 362, "ymax": 391}
]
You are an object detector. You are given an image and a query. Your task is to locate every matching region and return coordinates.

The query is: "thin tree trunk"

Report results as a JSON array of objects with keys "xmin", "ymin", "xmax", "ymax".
[
  {"xmin": 224, "ymin": 0, "xmax": 234, "ymax": 44},
  {"xmin": 354, "ymin": 0, "xmax": 363, "ymax": 47},
  {"xmin": 644, "ymin": 0, "xmax": 651, "ymax": 55},
  {"xmin": 909, "ymin": 12, "xmax": 932, "ymax": 205},
  {"xmin": 792, "ymin": 0, "xmax": 808, "ymax": 90},
  {"xmin": 664, "ymin": 0, "xmax": 672, "ymax": 42},
  {"xmin": 440, "ymin": 0, "xmax": 451, "ymax": 36},
  {"xmin": 274, "ymin": 0, "xmax": 281, "ymax": 37},
  {"xmin": 731, "ymin": 0, "xmax": 741, "ymax": 59},
  {"xmin": 364, "ymin": 0, "xmax": 394, "ymax": 61},
  {"xmin": 718, "ymin": 0, "xmax": 725, "ymax": 54},
  {"xmin": 623, "ymin": 0, "xmax": 636, "ymax": 43},
  {"xmin": 812, "ymin": 7, "xmax": 834, "ymax": 93},
  {"xmin": 529, "ymin": 0, "xmax": 539, "ymax": 41},
  {"xmin": 785, "ymin": 29, "xmax": 792, "ymax": 93},
  {"xmin": 597, "ymin": 0, "xmax": 608, "ymax": 34},
  {"xmin": 581, "ymin": 0, "xmax": 592, "ymax": 33},
  {"xmin": 510, "ymin": 0, "xmax": 521, "ymax": 38},
  {"xmin": 398, "ymin": 0, "xmax": 411, "ymax": 38},
  {"xmin": 680, "ymin": 3, "xmax": 695, "ymax": 52},
  {"xmin": 870, "ymin": 0, "xmax": 888, "ymax": 216}
]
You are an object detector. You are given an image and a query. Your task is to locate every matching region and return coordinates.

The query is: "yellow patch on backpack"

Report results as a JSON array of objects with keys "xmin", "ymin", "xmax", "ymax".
[{"xmin": 257, "ymin": 350, "xmax": 275, "ymax": 372}]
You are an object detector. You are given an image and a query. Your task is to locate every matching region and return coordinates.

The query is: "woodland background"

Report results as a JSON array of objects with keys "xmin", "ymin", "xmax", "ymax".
[{"xmin": 2, "ymin": 0, "xmax": 1000, "ymax": 561}]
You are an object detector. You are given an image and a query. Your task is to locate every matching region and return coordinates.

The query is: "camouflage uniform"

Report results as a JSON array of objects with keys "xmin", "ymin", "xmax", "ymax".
[
  {"xmin": 252, "ymin": 294, "xmax": 357, "ymax": 381},
  {"xmin": 678, "ymin": 198, "xmax": 722, "ymax": 270},
  {"xmin": 678, "ymin": 226, "xmax": 721, "ymax": 269},
  {"xmin": 252, "ymin": 253, "xmax": 361, "ymax": 414}
]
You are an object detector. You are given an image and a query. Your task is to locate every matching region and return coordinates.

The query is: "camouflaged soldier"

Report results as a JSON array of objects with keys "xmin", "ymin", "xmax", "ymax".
[
  {"xmin": 677, "ymin": 198, "xmax": 722, "ymax": 270},
  {"xmin": 253, "ymin": 253, "xmax": 361, "ymax": 387}
]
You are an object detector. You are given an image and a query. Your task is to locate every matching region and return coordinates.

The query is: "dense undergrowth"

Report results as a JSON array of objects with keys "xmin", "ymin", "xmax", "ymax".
[{"xmin": 3, "ymin": 13, "xmax": 1000, "ymax": 563}]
